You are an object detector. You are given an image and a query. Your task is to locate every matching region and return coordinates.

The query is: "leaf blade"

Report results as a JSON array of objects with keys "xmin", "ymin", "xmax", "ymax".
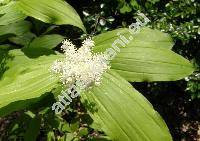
[
  {"xmin": 81, "ymin": 70, "xmax": 172, "ymax": 141},
  {"xmin": 0, "ymin": 21, "xmax": 31, "ymax": 36},
  {"xmin": 0, "ymin": 49, "xmax": 62, "ymax": 116},
  {"xmin": 93, "ymin": 27, "xmax": 174, "ymax": 52},
  {"xmin": 111, "ymin": 46, "xmax": 194, "ymax": 82},
  {"xmin": 0, "ymin": 1, "xmax": 26, "ymax": 25},
  {"xmin": 93, "ymin": 28, "xmax": 193, "ymax": 82},
  {"xmin": 16, "ymin": 0, "xmax": 85, "ymax": 32},
  {"xmin": 28, "ymin": 34, "xmax": 64, "ymax": 49}
]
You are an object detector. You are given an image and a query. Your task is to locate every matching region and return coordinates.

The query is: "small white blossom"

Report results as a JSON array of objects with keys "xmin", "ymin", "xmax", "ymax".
[
  {"xmin": 51, "ymin": 60, "xmax": 63, "ymax": 73},
  {"xmin": 51, "ymin": 38, "xmax": 110, "ymax": 90}
]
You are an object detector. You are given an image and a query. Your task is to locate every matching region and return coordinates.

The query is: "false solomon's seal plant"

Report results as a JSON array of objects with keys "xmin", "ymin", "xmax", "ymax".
[
  {"xmin": 49, "ymin": 27, "xmax": 194, "ymax": 141},
  {"xmin": 0, "ymin": 0, "xmax": 194, "ymax": 140}
]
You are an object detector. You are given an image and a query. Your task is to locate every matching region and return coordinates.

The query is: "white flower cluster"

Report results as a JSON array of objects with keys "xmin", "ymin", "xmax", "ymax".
[{"xmin": 51, "ymin": 38, "xmax": 110, "ymax": 90}]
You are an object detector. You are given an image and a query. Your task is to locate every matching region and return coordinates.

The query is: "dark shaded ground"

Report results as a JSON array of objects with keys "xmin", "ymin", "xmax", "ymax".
[{"xmin": 133, "ymin": 81, "xmax": 200, "ymax": 141}]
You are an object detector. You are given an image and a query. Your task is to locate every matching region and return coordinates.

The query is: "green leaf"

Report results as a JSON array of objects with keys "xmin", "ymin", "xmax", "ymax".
[
  {"xmin": 111, "ymin": 45, "xmax": 194, "ymax": 82},
  {"xmin": 24, "ymin": 116, "xmax": 41, "ymax": 141},
  {"xmin": 120, "ymin": 2, "xmax": 132, "ymax": 13},
  {"xmin": 16, "ymin": 0, "xmax": 86, "ymax": 32},
  {"xmin": 0, "ymin": 21, "xmax": 31, "ymax": 36},
  {"xmin": 93, "ymin": 27, "xmax": 174, "ymax": 51},
  {"xmin": 0, "ymin": 1, "xmax": 26, "ymax": 25},
  {"xmin": 9, "ymin": 32, "xmax": 36, "ymax": 46},
  {"xmin": 81, "ymin": 70, "xmax": 172, "ymax": 141},
  {"xmin": 0, "ymin": 49, "xmax": 62, "ymax": 116},
  {"xmin": 79, "ymin": 127, "xmax": 88, "ymax": 136},
  {"xmin": 47, "ymin": 131, "xmax": 55, "ymax": 141},
  {"xmin": 0, "ymin": 0, "xmax": 12, "ymax": 5},
  {"xmin": 59, "ymin": 133, "xmax": 74, "ymax": 141},
  {"xmin": 28, "ymin": 34, "xmax": 64, "ymax": 49},
  {"xmin": 93, "ymin": 28, "xmax": 194, "ymax": 82},
  {"xmin": 130, "ymin": 0, "xmax": 140, "ymax": 9}
]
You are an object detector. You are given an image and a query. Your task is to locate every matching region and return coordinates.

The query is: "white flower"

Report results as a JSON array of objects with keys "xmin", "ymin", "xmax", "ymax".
[
  {"xmin": 51, "ymin": 60, "xmax": 63, "ymax": 74},
  {"xmin": 51, "ymin": 38, "xmax": 110, "ymax": 90}
]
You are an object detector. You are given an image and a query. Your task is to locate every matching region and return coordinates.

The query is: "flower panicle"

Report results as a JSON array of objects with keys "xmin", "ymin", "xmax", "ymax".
[{"xmin": 51, "ymin": 37, "xmax": 110, "ymax": 90}]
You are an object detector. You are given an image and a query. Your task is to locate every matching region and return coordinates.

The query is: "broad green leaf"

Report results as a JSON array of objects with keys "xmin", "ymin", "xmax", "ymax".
[
  {"xmin": 81, "ymin": 70, "xmax": 172, "ymax": 141},
  {"xmin": 0, "ymin": 49, "xmax": 62, "ymax": 116},
  {"xmin": 111, "ymin": 46, "xmax": 194, "ymax": 82},
  {"xmin": 93, "ymin": 27, "xmax": 174, "ymax": 51},
  {"xmin": 9, "ymin": 32, "xmax": 36, "ymax": 46},
  {"xmin": 24, "ymin": 116, "xmax": 41, "ymax": 141},
  {"xmin": 0, "ymin": 21, "xmax": 31, "ymax": 37},
  {"xmin": 28, "ymin": 34, "xmax": 64, "ymax": 49},
  {"xmin": 0, "ymin": 1, "xmax": 26, "ymax": 25},
  {"xmin": 16, "ymin": 0, "xmax": 86, "ymax": 32},
  {"xmin": 93, "ymin": 28, "xmax": 194, "ymax": 82}
]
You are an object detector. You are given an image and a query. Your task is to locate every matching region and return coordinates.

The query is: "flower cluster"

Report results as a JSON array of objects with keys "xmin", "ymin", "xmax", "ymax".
[{"xmin": 51, "ymin": 38, "xmax": 110, "ymax": 90}]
